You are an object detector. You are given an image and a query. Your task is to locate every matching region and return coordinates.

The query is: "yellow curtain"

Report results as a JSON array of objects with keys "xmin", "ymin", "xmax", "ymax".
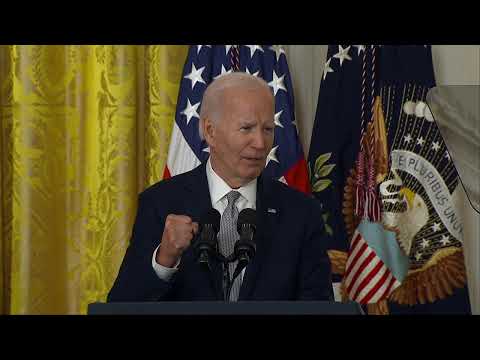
[{"xmin": 0, "ymin": 45, "xmax": 188, "ymax": 314}]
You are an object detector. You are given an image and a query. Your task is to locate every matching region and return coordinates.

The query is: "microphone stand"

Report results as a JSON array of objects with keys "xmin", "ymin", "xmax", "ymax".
[
  {"xmin": 220, "ymin": 254, "xmax": 250, "ymax": 302},
  {"xmin": 213, "ymin": 222, "xmax": 257, "ymax": 301},
  {"xmin": 220, "ymin": 254, "xmax": 234, "ymax": 302}
]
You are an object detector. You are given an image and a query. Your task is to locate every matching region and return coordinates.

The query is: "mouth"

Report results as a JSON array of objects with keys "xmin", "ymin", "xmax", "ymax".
[{"xmin": 243, "ymin": 156, "xmax": 264, "ymax": 162}]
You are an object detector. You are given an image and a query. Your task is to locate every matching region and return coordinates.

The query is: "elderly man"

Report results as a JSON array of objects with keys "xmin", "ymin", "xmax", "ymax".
[{"xmin": 108, "ymin": 72, "xmax": 332, "ymax": 302}]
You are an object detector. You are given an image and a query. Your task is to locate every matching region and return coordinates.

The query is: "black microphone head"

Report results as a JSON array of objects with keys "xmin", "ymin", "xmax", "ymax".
[
  {"xmin": 195, "ymin": 208, "xmax": 221, "ymax": 267},
  {"xmin": 201, "ymin": 208, "xmax": 221, "ymax": 233},
  {"xmin": 237, "ymin": 208, "xmax": 257, "ymax": 233},
  {"xmin": 235, "ymin": 208, "xmax": 257, "ymax": 265}
]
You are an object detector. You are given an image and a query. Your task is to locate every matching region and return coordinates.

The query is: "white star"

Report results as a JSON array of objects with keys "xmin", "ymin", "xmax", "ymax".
[
  {"xmin": 421, "ymin": 238, "xmax": 430, "ymax": 249},
  {"xmin": 181, "ymin": 99, "xmax": 200, "ymax": 124},
  {"xmin": 323, "ymin": 58, "xmax": 334, "ymax": 80},
  {"xmin": 224, "ymin": 45, "xmax": 233, "ymax": 54},
  {"xmin": 274, "ymin": 110, "xmax": 284, "ymax": 128},
  {"xmin": 270, "ymin": 45, "xmax": 285, "ymax": 62},
  {"xmin": 415, "ymin": 252, "xmax": 422, "ymax": 261},
  {"xmin": 246, "ymin": 45, "xmax": 264, "ymax": 58},
  {"xmin": 202, "ymin": 146, "xmax": 210, "ymax": 153},
  {"xmin": 214, "ymin": 65, "xmax": 232, "ymax": 80},
  {"xmin": 184, "ymin": 63, "xmax": 206, "ymax": 90},
  {"xmin": 245, "ymin": 67, "xmax": 260, "ymax": 77},
  {"xmin": 445, "ymin": 151, "xmax": 451, "ymax": 161},
  {"xmin": 432, "ymin": 141, "xmax": 440, "ymax": 151},
  {"xmin": 440, "ymin": 234, "xmax": 451, "ymax": 246},
  {"xmin": 353, "ymin": 45, "xmax": 366, "ymax": 56},
  {"xmin": 417, "ymin": 137, "xmax": 425, "ymax": 146},
  {"xmin": 404, "ymin": 134, "xmax": 412, "ymax": 143},
  {"xmin": 266, "ymin": 145, "xmax": 280, "ymax": 167},
  {"xmin": 432, "ymin": 222, "xmax": 441, "ymax": 232},
  {"xmin": 268, "ymin": 70, "xmax": 287, "ymax": 96},
  {"xmin": 196, "ymin": 45, "xmax": 211, "ymax": 54},
  {"xmin": 333, "ymin": 45, "xmax": 352, "ymax": 66}
]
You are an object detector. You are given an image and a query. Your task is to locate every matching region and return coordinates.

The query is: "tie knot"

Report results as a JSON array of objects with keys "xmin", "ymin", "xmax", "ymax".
[{"xmin": 226, "ymin": 191, "xmax": 241, "ymax": 205}]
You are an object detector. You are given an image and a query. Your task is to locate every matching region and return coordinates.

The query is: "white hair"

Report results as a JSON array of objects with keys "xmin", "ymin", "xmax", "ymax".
[{"xmin": 198, "ymin": 72, "xmax": 274, "ymax": 140}]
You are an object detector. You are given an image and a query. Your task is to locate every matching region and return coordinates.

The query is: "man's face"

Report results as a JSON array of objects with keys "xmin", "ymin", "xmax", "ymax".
[{"xmin": 204, "ymin": 86, "xmax": 275, "ymax": 188}]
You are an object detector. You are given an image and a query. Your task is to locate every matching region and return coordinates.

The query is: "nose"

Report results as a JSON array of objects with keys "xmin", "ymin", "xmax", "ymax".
[{"xmin": 251, "ymin": 129, "xmax": 267, "ymax": 150}]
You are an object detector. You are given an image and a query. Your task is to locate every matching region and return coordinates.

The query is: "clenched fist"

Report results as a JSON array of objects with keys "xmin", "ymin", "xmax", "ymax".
[{"xmin": 156, "ymin": 214, "xmax": 199, "ymax": 268}]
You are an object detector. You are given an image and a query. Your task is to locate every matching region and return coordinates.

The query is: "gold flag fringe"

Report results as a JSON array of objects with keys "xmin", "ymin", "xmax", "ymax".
[
  {"xmin": 367, "ymin": 300, "xmax": 390, "ymax": 315},
  {"xmin": 343, "ymin": 166, "xmax": 361, "ymax": 236},
  {"xmin": 327, "ymin": 250, "xmax": 348, "ymax": 275},
  {"xmin": 389, "ymin": 248, "xmax": 467, "ymax": 306}
]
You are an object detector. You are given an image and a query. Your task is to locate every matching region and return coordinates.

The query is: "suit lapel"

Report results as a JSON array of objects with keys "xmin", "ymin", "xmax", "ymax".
[
  {"xmin": 181, "ymin": 162, "xmax": 211, "ymax": 222},
  {"xmin": 238, "ymin": 175, "xmax": 280, "ymax": 300}
]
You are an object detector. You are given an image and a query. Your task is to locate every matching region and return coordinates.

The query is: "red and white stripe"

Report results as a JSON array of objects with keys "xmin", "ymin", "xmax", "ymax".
[
  {"xmin": 163, "ymin": 122, "xmax": 201, "ymax": 179},
  {"xmin": 344, "ymin": 231, "xmax": 401, "ymax": 304}
]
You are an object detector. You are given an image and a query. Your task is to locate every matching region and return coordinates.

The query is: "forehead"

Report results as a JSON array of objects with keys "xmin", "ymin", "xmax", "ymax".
[{"xmin": 222, "ymin": 85, "xmax": 274, "ymax": 113}]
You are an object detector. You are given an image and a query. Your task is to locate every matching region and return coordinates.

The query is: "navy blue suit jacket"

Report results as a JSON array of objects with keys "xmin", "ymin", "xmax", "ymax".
[{"xmin": 108, "ymin": 162, "xmax": 333, "ymax": 302}]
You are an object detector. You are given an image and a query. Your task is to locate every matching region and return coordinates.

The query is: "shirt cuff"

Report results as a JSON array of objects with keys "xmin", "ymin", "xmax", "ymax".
[{"xmin": 151, "ymin": 244, "xmax": 180, "ymax": 282}]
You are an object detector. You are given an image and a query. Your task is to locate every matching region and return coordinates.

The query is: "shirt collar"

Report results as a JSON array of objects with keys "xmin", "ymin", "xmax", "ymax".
[{"xmin": 206, "ymin": 157, "xmax": 257, "ymax": 205}]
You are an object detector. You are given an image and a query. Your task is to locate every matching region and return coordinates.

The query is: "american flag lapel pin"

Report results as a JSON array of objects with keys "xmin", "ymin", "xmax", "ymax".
[{"xmin": 267, "ymin": 208, "xmax": 277, "ymax": 214}]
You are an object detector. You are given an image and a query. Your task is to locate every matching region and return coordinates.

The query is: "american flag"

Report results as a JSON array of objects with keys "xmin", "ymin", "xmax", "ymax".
[
  {"xmin": 343, "ymin": 220, "xmax": 405, "ymax": 304},
  {"xmin": 164, "ymin": 45, "xmax": 310, "ymax": 193}
]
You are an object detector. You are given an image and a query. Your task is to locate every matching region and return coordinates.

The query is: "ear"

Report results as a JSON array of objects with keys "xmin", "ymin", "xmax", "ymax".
[{"xmin": 203, "ymin": 117, "xmax": 216, "ymax": 145}]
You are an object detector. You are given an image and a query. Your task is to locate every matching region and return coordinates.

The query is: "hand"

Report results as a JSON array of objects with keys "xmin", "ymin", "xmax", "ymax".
[{"xmin": 156, "ymin": 214, "xmax": 199, "ymax": 268}]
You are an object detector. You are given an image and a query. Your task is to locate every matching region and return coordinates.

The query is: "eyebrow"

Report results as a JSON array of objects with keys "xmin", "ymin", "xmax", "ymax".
[{"xmin": 240, "ymin": 120, "xmax": 256, "ymax": 126}]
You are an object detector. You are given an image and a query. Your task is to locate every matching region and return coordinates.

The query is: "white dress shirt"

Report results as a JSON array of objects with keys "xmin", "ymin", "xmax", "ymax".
[{"xmin": 152, "ymin": 157, "xmax": 256, "ymax": 283}]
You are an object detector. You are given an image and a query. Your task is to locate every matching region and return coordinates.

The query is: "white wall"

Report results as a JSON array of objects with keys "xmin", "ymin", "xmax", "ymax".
[
  {"xmin": 432, "ymin": 46, "xmax": 480, "ymax": 85},
  {"xmin": 285, "ymin": 45, "xmax": 480, "ymax": 314}
]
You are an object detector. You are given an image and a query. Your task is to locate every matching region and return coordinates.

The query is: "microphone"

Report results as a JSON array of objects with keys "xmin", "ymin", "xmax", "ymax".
[
  {"xmin": 193, "ymin": 208, "xmax": 221, "ymax": 270},
  {"xmin": 234, "ymin": 208, "xmax": 257, "ymax": 267},
  {"xmin": 222, "ymin": 208, "xmax": 257, "ymax": 301}
]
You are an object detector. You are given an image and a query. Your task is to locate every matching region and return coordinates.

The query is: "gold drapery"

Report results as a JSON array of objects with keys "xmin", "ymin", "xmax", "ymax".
[{"xmin": 0, "ymin": 45, "xmax": 188, "ymax": 314}]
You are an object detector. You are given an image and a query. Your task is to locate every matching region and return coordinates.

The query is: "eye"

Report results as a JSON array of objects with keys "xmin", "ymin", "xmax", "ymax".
[
  {"xmin": 264, "ymin": 127, "xmax": 274, "ymax": 134},
  {"xmin": 240, "ymin": 125, "xmax": 253, "ymax": 132}
]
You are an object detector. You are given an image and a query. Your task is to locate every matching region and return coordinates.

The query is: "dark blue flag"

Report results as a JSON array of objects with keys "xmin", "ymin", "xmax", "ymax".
[{"xmin": 308, "ymin": 45, "xmax": 471, "ymax": 314}]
